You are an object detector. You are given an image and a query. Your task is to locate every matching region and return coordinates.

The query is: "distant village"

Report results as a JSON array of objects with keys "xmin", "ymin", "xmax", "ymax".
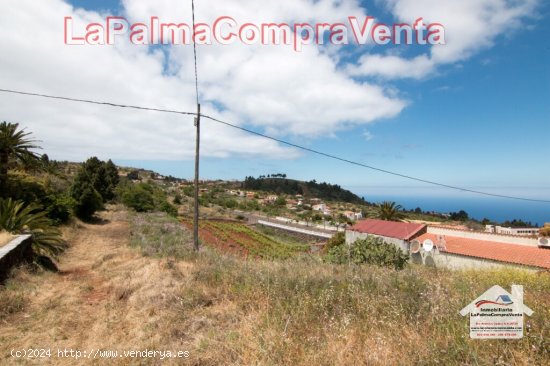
[{"xmin": 121, "ymin": 169, "xmax": 550, "ymax": 272}]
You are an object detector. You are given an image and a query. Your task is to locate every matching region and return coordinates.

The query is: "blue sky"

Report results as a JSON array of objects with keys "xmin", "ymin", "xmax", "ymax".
[
  {"xmin": 111, "ymin": 0, "xmax": 550, "ymax": 197},
  {"xmin": 2, "ymin": 0, "xmax": 549, "ymax": 209}
]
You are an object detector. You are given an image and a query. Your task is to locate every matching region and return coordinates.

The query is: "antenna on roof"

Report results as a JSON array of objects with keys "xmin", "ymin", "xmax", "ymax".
[
  {"xmin": 422, "ymin": 239, "xmax": 434, "ymax": 253},
  {"xmin": 410, "ymin": 240, "xmax": 421, "ymax": 254}
]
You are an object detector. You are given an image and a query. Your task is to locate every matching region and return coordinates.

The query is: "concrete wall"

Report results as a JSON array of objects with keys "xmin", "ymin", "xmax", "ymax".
[
  {"xmin": 428, "ymin": 227, "xmax": 539, "ymax": 247},
  {"xmin": 345, "ymin": 231, "xmax": 408, "ymax": 252},
  {"xmin": 430, "ymin": 251, "xmax": 537, "ymax": 272},
  {"xmin": 0, "ymin": 235, "xmax": 33, "ymax": 283},
  {"xmin": 257, "ymin": 220, "xmax": 333, "ymax": 239}
]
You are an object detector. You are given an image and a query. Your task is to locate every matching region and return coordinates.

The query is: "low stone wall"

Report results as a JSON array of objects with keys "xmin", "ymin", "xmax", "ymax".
[
  {"xmin": 0, "ymin": 235, "xmax": 33, "ymax": 283},
  {"xmin": 257, "ymin": 220, "xmax": 333, "ymax": 239}
]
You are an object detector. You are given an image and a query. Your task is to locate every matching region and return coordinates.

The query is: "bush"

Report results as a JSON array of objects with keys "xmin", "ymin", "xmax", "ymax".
[
  {"xmin": 0, "ymin": 198, "xmax": 65, "ymax": 258},
  {"xmin": 70, "ymin": 157, "xmax": 119, "ymax": 219},
  {"xmin": 72, "ymin": 184, "xmax": 103, "ymax": 220},
  {"xmin": 173, "ymin": 193, "xmax": 182, "ymax": 205},
  {"xmin": 224, "ymin": 198, "xmax": 238, "ymax": 209},
  {"xmin": 322, "ymin": 231, "xmax": 345, "ymax": 254},
  {"xmin": 159, "ymin": 201, "xmax": 178, "ymax": 217},
  {"xmin": 182, "ymin": 186, "xmax": 194, "ymax": 197},
  {"xmin": 43, "ymin": 194, "xmax": 74, "ymax": 225},
  {"xmin": 326, "ymin": 236, "xmax": 409, "ymax": 270},
  {"xmin": 122, "ymin": 183, "xmax": 155, "ymax": 212},
  {"xmin": 120, "ymin": 182, "xmax": 177, "ymax": 216}
]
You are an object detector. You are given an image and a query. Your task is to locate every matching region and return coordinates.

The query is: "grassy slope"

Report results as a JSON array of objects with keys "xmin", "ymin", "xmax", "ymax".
[
  {"xmin": 127, "ymin": 212, "xmax": 550, "ymax": 365},
  {"xmin": 1, "ymin": 208, "xmax": 549, "ymax": 365}
]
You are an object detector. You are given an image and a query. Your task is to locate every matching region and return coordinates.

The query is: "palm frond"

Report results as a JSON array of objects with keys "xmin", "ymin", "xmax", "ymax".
[{"xmin": 0, "ymin": 198, "xmax": 65, "ymax": 257}]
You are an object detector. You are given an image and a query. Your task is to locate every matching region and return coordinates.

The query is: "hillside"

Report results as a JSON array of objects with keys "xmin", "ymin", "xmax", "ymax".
[
  {"xmin": 242, "ymin": 176, "xmax": 365, "ymax": 204},
  {"xmin": 2, "ymin": 207, "xmax": 549, "ymax": 365}
]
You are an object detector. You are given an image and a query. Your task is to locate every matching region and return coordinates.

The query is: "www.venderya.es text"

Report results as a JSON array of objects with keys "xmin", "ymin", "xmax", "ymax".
[{"xmin": 11, "ymin": 348, "xmax": 190, "ymax": 360}]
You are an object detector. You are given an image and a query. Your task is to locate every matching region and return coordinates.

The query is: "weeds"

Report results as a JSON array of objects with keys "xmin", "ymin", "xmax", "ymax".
[
  {"xmin": 128, "ymin": 212, "xmax": 196, "ymax": 260},
  {"xmin": 127, "ymin": 212, "xmax": 550, "ymax": 365}
]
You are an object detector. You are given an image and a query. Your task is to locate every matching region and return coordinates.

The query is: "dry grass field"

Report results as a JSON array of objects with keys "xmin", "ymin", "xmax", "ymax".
[{"xmin": 1, "ymin": 207, "xmax": 549, "ymax": 365}]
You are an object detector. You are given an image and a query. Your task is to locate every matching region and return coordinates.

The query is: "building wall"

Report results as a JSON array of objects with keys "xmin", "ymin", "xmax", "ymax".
[
  {"xmin": 486, "ymin": 225, "xmax": 540, "ymax": 236},
  {"xmin": 345, "ymin": 231, "xmax": 408, "ymax": 252},
  {"xmin": 428, "ymin": 227, "xmax": 539, "ymax": 247},
  {"xmin": 430, "ymin": 252, "xmax": 538, "ymax": 272}
]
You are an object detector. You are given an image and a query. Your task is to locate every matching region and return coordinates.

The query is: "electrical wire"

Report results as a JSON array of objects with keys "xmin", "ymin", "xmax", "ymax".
[{"xmin": 1, "ymin": 87, "xmax": 549, "ymax": 204}]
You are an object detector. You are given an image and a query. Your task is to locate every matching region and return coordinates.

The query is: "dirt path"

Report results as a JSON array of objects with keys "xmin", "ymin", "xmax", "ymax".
[{"xmin": 0, "ymin": 209, "xmax": 193, "ymax": 365}]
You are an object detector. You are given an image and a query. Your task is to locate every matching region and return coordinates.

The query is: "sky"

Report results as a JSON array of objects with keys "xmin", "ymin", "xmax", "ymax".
[{"xmin": 1, "ymin": 0, "xmax": 549, "ymax": 205}]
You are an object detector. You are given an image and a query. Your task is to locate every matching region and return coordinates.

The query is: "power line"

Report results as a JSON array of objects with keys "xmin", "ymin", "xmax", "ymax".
[
  {"xmin": 1, "ymin": 87, "xmax": 549, "ymax": 204},
  {"xmin": 0, "ymin": 88, "xmax": 196, "ymax": 117},
  {"xmin": 201, "ymin": 114, "xmax": 550, "ymax": 203}
]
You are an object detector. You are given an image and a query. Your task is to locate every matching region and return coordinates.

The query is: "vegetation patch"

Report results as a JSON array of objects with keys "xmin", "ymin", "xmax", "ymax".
[
  {"xmin": 172, "ymin": 249, "xmax": 550, "ymax": 365},
  {"xmin": 326, "ymin": 235, "xmax": 410, "ymax": 270},
  {"xmin": 183, "ymin": 219, "xmax": 310, "ymax": 259},
  {"xmin": 129, "ymin": 212, "xmax": 195, "ymax": 260}
]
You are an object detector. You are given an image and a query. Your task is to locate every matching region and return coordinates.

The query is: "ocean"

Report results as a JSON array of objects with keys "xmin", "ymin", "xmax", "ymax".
[{"xmin": 358, "ymin": 194, "xmax": 550, "ymax": 226}]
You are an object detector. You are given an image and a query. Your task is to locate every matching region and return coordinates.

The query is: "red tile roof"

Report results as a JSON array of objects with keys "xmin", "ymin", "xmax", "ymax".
[
  {"xmin": 349, "ymin": 219, "xmax": 426, "ymax": 241},
  {"xmin": 417, "ymin": 233, "xmax": 550, "ymax": 269}
]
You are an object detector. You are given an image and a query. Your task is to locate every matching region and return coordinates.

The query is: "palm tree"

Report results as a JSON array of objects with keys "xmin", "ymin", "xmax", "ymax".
[
  {"xmin": 0, "ymin": 121, "xmax": 40, "ymax": 194},
  {"xmin": 377, "ymin": 201, "xmax": 405, "ymax": 221},
  {"xmin": 0, "ymin": 198, "xmax": 65, "ymax": 258}
]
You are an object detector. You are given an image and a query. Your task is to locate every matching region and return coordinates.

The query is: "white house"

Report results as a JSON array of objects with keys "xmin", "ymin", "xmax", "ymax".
[
  {"xmin": 346, "ymin": 219, "xmax": 427, "ymax": 252},
  {"xmin": 485, "ymin": 225, "xmax": 539, "ymax": 236}
]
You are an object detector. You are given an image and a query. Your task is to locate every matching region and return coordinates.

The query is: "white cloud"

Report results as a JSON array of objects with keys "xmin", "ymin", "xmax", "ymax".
[
  {"xmin": 363, "ymin": 130, "xmax": 374, "ymax": 141},
  {"xmin": 347, "ymin": 54, "xmax": 434, "ymax": 80},
  {"xmin": 0, "ymin": 0, "xmax": 406, "ymax": 162},
  {"xmin": 349, "ymin": 0, "xmax": 538, "ymax": 79}
]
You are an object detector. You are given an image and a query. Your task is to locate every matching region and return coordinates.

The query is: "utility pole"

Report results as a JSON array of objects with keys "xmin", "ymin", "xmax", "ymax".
[{"xmin": 193, "ymin": 103, "xmax": 201, "ymax": 251}]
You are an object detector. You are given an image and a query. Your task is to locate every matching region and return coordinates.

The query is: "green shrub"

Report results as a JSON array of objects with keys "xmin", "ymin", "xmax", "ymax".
[
  {"xmin": 326, "ymin": 236, "xmax": 409, "ymax": 270},
  {"xmin": 322, "ymin": 231, "xmax": 345, "ymax": 254},
  {"xmin": 173, "ymin": 193, "xmax": 182, "ymax": 205},
  {"xmin": 0, "ymin": 198, "xmax": 65, "ymax": 258},
  {"xmin": 44, "ymin": 194, "xmax": 74, "ymax": 225},
  {"xmin": 122, "ymin": 183, "xmax": 155, "ymax": 212},
  {"xmin": 72, "ymin": 183, "xmax": 103, "ymax": 220},
  {"xmin": 70, "ymin": 157, "xmax": 119, "ymax": 219},
  {"xmin": 160, "ymin": 201, "xmax": 178, "ymax": 217},
  {"xmin": 224, "ymin": 198, "xmax": 238, "ymax": 209},
  {"xmin": 182, "ymin": 186, "xmax": 194, "ymax": 197},
  {"xmin": 120, "ymin": 182, "xmax": 177, "ymax": 216}
]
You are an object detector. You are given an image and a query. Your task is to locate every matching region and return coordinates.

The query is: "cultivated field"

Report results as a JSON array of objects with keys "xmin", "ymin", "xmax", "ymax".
[{"xmin": 181, "ymin": 219, "xmax": 309, "ymax": 259}]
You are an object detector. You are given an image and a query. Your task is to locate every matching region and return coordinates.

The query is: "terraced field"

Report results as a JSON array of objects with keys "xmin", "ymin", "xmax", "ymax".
[{"xmin": 182, "ymin": 219, "xmax": 309, "ymax": 259}]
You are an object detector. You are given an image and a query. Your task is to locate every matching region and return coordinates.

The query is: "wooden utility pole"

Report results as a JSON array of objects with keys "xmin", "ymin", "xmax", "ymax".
[{"xmin": 193, "ymin": 104, "xmax": 201, "ymax": 251}]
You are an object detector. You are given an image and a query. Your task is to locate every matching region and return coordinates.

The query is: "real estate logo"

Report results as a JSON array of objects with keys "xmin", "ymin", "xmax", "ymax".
[{"xmin": 460, "ymin": 285, "xmax": 533, "ymax": 339}]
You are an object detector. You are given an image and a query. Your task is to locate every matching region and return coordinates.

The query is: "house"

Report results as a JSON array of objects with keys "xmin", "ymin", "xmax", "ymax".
[
  {"xmin": 415, "ymin": 232, "xmax": 550, "ymax": 271},
  {"xmin": 265, "ymin": 195, "xmax": 279, "ymax": 203},
  {"xmin": 246, "ymin": 191, "xmax": 256, "ymax": 199},
  {"xmin": 346, "ymin": 219, "xmax": 427, "ymax": 252},
  {"xmin": 485, "ymin": 225, "xmax": 539, "ymax": 236},
  {"xmin": 343, "ymin": 211, "xmax": 363, "ymax": 222},
  {"xmin": 312, "ymin": 204, "xmax": 326, "ymax": 212},
  {"xmin": 286, "ymin": 199, "xmax": 298, "ymax": 210}
]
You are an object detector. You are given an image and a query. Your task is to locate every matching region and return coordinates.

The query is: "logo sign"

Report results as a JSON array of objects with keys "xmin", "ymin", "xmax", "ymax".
[{"xmin": 460, "ymin": 285, "xmax": 533, "ymax": 339}]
